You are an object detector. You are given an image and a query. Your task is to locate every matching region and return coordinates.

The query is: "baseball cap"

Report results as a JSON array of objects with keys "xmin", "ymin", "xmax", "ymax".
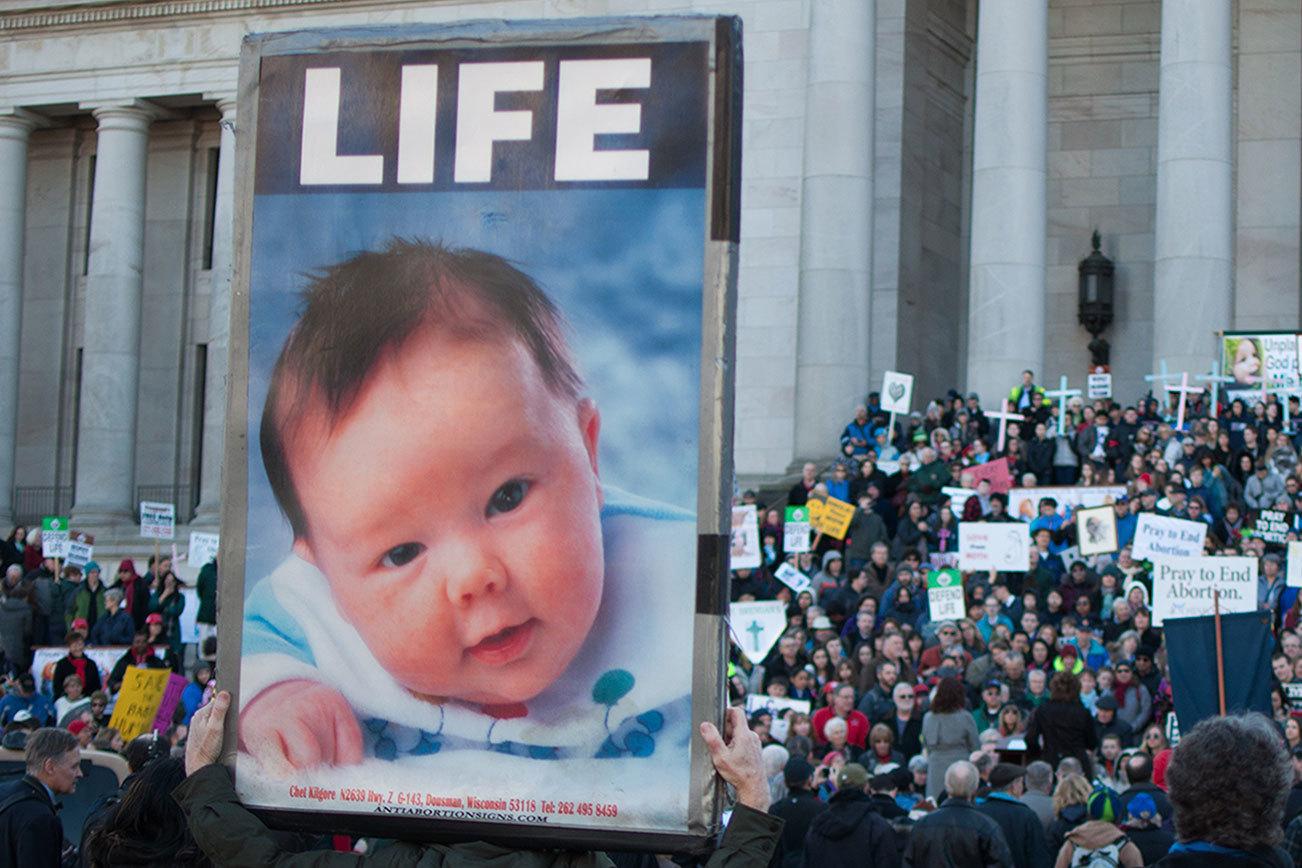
[
  {"xmin": 988, "ymin": 763, "xmax": 1026, "ymax": 789},
  {"xmin": 12, "ymin": 710, "xmax": 33, "ymax": 723},
  {"xmin": 810, "ymin": 616, "xmax": 834, "ymax": 630},
  {"xmin": 67, "ymin": 720, "xmax": 88, "ymax": 736},
  {"xmin": 145, "ymin": 613, "xmax": 163, "ymax": 625},
  {"xmin": 836, "ymin": 763, "xmax": 869, "ymax": 791},
  {"xmin": 1125, "ymin": 792, "xmax": 1159, "ymax": 823},
  {"xmin": 983, "ymin": 679, "xmax": 1003, "ymax": 692}
]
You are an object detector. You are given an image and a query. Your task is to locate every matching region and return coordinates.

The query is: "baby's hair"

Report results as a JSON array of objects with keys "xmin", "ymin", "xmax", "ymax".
[{"xmin": 261, "ymin": 238, "xmax": 582, "ymax": 539}]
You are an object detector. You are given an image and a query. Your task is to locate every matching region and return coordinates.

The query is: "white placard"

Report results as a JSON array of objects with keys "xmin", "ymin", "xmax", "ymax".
[
  {"xmin": 65, "ymin": 540, "xmax": 93, "ymax": 569},
  {"xmin": 1132, "ymin": 513, "xmax": 1208, "ymax": 561},
  {"xmin": 1006, "ymin": 486, "xmax": 1126, "ymax": 522},
  {"xmin": 1289, "ymin": 541, "xmax": 1302, "ymax": 588},
  {"xmin": 139, "ymin": 501, "xmax": 176, "ymax": 540},
  {"xmin": 729, "ymin": 600, "xmax": 788, "ymax": 665},
  {"xmin": 880, "ymin": 370, "xmax": 914, "ymax": 415},
  {"xmin": 188, "ymin": 532, "xmax": 220, "ymax": 568},
  {"xmin": 784, "ymin": 505, "xmax": 811, "ymax": 554},
  {"xmin": 1087, "ymin": 372, "xmax": 1112, "ymax": 399},
  {"xmin": 774, "ymin": 561, "xmax": 811, "ymax": 593},
  {"xmin": 178, "ymin": 587, "xmax": 200, "ymax": 644},
  {"xmin": 1151, "ymin": 555, "xmax": 1258, "ymax": 625},
  {"xmin": 926, "ymin": 569, "xmax": 966, "ymax": 622},
  {"xmin": 730, "ymin": 505, "xmax": 762, "ymax": 570},
  {"xmin": 958, "ymin": 522, "xmax": 1030, "ymax": 571},
  {"xmin": 744, "ymin": 694, "xmax": 811, "ymax": 718}
]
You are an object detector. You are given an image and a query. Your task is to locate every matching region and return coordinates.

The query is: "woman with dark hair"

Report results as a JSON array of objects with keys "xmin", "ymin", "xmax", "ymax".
[
  {"xmin": 1024, "ymin": 670, "xmax": 1097, "ymax": 777},
  {"xmin": 0, "ymin": 526, "xmax": 24, "ymax": 572},
  {"xmin": 921, "ymin": 676, "xmax": 978, "ymax": 800},
  {"xmin": 80, "ymin": 757, "xmax": 210, "ymax": 867}
]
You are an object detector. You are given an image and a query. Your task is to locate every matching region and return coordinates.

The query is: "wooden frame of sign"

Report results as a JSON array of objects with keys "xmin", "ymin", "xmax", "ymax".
[{"xmin": 216, "ymin": 17, "xmax": 741, "ymax": 854}]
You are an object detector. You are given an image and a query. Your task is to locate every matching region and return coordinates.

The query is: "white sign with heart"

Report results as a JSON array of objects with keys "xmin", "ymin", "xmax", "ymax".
[{"xmin": 881, "ymin": 370, "xmax": 914, "ymax": 415}]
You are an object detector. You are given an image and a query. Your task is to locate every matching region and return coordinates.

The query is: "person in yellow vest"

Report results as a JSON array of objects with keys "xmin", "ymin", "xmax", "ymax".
[{"xmin": 1009, "ymin": 369, "xmax": 1048, "ymax": 412}]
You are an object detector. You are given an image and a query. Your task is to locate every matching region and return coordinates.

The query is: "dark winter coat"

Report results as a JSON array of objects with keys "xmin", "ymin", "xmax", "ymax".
[
  {"xmin": 1025, "ymin": 699, "xmax": 1097, "ymax": 777},
  {"xmin": 976, "ymin": 793, "xmax": 1050, "ymax": 868},
  {"xmin": 1123, "ymin": 825, "xmax": 1175, "ymax": 865},
  {"xmin": 1155, "ymin": 844, "xmax": 1292, "ymax": 868},
  {"xmin": 0, "ymin": 775, "xmax": 63, "ymax": 868},
  {"xmin": 769, "ymin": 787, "xmax": 826, "ymax": 868},
  {"xmin": 903, "ymin": 798, "xmax": 1013, "ymax": 868},
  {"xmin": 803, "ymin": 789, "xmax": 901, "ymax": 868}
]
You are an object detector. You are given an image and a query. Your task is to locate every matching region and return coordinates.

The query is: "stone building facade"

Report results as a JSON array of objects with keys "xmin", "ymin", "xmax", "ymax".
[{"xmin": 0, "ymin": 0, "xmax": 1298, "ymax": 536}]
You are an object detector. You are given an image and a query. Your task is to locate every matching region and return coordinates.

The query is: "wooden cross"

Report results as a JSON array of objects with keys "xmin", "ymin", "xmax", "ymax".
[
  {"xmin": 1044, "ymin": 375, "xmax": 1083, "ymax": 437},
  {"xmin": 1165, "ymin": 371, "xmax": 1204, "ymax": 431},
  {"xmin": 986, "ymin": 400, "xmax": 1026, "ymax": 452},
  {"xmin": 1196, "ymin": 361, "xmax": 1234, "ymax": 419}
]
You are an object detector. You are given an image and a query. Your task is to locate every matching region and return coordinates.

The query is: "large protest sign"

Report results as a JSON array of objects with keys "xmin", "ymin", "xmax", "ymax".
[
  {"xmin": 1006, "ymin": 486, "xmax": 1125, "ymax": 521},
  {"xmin": 30, "ymin": 646, "xmax": 139, "ymax": 694},
  {"xmin": 221, "ymin": 18, "xmax": 741, "ymax": 849},
  {"xmin": 65, "ymin": 531, "xmax": 94, "ymax": 569},
  {"xmin": 1151, "ymin": 555, "xmax": 1257, "ymax": 625},
  {"xmin": 963, "ymin": 458, "xmax": 1013, "ymax": 493},
  {"xmin": 807, "ymin": 496, "xmax": 854, "ymax": 540},
  {"xmin": 783, "ymin": 505, "xmax": 811, "ymax": 553},
  {"xmin": 139, "ymin": 501, "xmax": 175, "ymax": 540},
  {"xmin": 40, "ymin": 516, "xmax": 68, "ymax": 558},
  {"xmin": 1133, "ymin": 514, "xmax": 1208, "ymax": 561},
  {"xmin": 1075, "ymin": 505, "xmax": 1118, "ymax": 556},
  {"xmin": 109, "ymin": 666, "xmax": 175, "ymax": 741},
  {"xmin": 926, "ymin": 569, "xmax": 965, "ymax": 622},
  {"xmin": 959, "ymin": 523, "xmax": 1030, "ymax": 571},
  {"xmin": 729, "ymin": 601, "xmax": 787, "ymax": 666},
  {"xmin": 1224, "ymin": 332, "xmax": 1300, "ymax": 404}
]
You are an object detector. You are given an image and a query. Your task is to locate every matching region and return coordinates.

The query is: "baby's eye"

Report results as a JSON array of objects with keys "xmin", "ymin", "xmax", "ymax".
[
  {"xmin": 379, "ymin": 542, "xmax": 425, "ymax": 569},
  {"xmin": 487, "ymin": 479, "xmax": 530, "ymax": 517}
]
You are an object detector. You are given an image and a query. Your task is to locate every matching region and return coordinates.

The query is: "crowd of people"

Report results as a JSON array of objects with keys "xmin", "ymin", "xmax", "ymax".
[{"xmin": 735, "ymin": 371, "xmax": 1302, "ymax": 865}]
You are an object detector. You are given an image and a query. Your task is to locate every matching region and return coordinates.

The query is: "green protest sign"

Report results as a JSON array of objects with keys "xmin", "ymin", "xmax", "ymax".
[
  {"xmin": 41, "ymin": 516, "xmax": 70, "ymax": 559},
  {"xmin": 926, "ymin": 568, "xmax": 965, "ymax": 622}
]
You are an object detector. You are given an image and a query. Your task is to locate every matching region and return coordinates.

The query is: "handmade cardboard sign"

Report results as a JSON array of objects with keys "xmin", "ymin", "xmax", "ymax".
[
  {"xmin": 1075, "ymin": 505, "xmax": 1118, "ymax": 556},
  {"xmin": 784, "ymin": 506, "xmax": 812, "ymax": 553},
  {"xmin": 880, "ymin": 371, "xmax": 914, "ymax": 415},
  {"xmin": 808, "ymin": 496, "xmax": 854, "ymax": 540},
  {"xmin": 926, "ymin": 569, "xmax": 965, "ymax": 622},
  {"xmin": 1133, "ymin": 514, "xmax": 1207, "ymax": 561},
  {"xmin": 1253, "ymin": 510, "xmax": 1290, "ymax": 545},
  {"xmin": 729, "ymin": 601, "xmax": 788, "ymax": 665},
  {"xmin": 958, "ymin": 523, "xmax": 1030, "ymax": 571},
  {"xmin": 109, "ymin": 666, "xmax": 174, "ymax": 741},
  {"xmin": 65, "ymin": 531, "xmax": 95, "ymax": 569},
  {"xmin": 222, "ymin": 17, "xmax": 741, "ymax": 851},
  {"xmin": 188, "ymin": 531, "xmax": 221, "ymax": 568},
  {"xmin": 41, "ymin": 516, "xmax": 69, "ymax": 559},
  {"xmin": 965, "ymin": 458, "xmax": 1013, "ymax": 493},
  {"xmin": 1151, "ymin": 555, "xmax": 1257, "ymax": 625},
  {"xmin": 139, "ymin": 501, "xmax": 176, "ymax": 540},
  {"xmin": 730, "ymin": 505, "xmax": 761, "ymax": 570}
]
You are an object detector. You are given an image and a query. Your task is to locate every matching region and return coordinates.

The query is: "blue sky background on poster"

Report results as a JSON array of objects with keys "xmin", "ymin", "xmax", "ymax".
[{"xmin": 245, "ymin": 187, "xmax": 704, "ymax": 586}]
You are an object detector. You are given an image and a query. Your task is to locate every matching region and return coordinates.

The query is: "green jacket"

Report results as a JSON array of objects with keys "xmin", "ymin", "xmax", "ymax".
[
  {"xmin": 173, "ymin": 764, "xmax": 783, "ymax": 867},
  {"xmin": 907, "ymin": 460, "xmax": 951, "ymax": 506}
]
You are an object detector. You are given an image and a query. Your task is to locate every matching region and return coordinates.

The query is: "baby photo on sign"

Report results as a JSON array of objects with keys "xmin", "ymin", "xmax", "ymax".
[{"xmin": 1075, "ymin": 504, "xmax": 1119, "ymax": 557}]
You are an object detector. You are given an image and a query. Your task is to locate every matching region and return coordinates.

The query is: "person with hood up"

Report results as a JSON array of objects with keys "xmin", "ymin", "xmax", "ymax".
[
  {"xmin": 770, "ymin": 757, "xmax": 826, "ymax": 868},
  {"xmin": 813, "ymin": 550, "xmax": 844, "ymax": 598},
  {"xmin": 68, "ymin": 561, "xmax": 106, "ymax": 634},
  {"xmin": 1053, "ymin": 789, "xmax": 1142, "ymax": 867},
  {"xmin": 801, "ymin": 763, "xmax": 900, "ymax": 868}
]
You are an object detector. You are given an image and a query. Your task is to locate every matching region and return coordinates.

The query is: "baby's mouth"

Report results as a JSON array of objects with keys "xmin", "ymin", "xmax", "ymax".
[{"xmin": 467, "ymin": 620, "xmax": 537, "ymax": 666}]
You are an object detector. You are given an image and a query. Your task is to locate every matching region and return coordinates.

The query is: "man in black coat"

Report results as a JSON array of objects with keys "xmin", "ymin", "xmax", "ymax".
[
  {"xmin": 0, "ymin": 727, "xmax": 82, "ymax": 867},
  {"xmin": 1118, "ymin": 752, "xmax": 1175, "ymax": 832},
  {"xmin": 769, "ymin": 758, "xmax": 826, "ymax": 868},
  {"xmin": 904, "ymin": 760, "xmax": 1013, "ymax": 867},
  {"xmin": 803, "ymin": 764, "xmax": 901, "ymax": 868},
  {"xmin": 976, "ymin": 764, "xmax": 1050, "ymax": 868}
]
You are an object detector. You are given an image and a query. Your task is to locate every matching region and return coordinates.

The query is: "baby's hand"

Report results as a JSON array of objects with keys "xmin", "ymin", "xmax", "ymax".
[{"xmin": 240, "ymin": 679, "xmax": 364, "ymax": 774}]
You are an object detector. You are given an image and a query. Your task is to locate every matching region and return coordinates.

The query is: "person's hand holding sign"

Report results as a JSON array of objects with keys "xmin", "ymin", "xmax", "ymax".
[{"xmin": 700, "ymin": 706, "xmax": 769, "ymax": 811}]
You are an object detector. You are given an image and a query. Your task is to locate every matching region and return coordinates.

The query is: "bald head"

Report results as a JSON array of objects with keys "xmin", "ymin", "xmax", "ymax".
[{"xmin": 945, "ymin": 761, "xmax": 980, "ymax": 800}]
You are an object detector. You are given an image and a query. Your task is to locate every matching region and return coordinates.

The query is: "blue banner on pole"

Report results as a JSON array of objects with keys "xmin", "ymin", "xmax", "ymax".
[{"xmin": 1164, "ymin": 609, "xmax": 1274, "ymax": 732}]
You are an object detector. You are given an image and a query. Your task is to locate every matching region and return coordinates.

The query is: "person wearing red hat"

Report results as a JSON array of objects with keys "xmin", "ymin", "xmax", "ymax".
[{"xmin": 66, "ymin": 719, "xmax": 93, "ymax": 749}]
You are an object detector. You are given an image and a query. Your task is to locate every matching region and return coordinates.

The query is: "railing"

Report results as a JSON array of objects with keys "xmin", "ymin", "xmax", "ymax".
[
  {"xmin": 135, "ymin": 485, "xmax": 196, "ymax": 525},
  {"xmin": 13, "ymin": 486, "xmax": 75, "ymax": 526}
]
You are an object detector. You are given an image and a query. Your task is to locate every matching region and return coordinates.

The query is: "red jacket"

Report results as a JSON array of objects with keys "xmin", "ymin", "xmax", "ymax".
[{"xmin": 812, "ymin": 707, "xmax": 870, "ymax": 748}]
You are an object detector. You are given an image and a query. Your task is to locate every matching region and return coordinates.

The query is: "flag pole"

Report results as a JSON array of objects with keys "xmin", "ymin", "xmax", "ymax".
[{"xmin": 1214, "ymin": 589, "xmax": 1226, "ymax": 716}]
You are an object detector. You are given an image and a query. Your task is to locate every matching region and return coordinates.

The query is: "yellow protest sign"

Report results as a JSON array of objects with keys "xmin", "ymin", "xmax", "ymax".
[
  {"xmin": 108, "ymin": 666, "xmax": 171, "ymax": 741},
  {"xmin": 808, "ymin": 496, "xmax": 855, "ymax": 540}
]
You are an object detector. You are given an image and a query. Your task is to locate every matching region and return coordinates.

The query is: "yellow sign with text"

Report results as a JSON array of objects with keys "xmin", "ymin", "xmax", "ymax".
[
  {"xmin": 807, "ymin": 496, "xmax": 855, "ymax": 540},
  {"xmin": 107, "ymin": 666, "xmax": 171, "ymax": 741}
]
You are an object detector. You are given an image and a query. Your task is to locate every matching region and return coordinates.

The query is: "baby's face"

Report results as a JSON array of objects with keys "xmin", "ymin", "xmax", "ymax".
[{"xmin": 288, "ymin": 332, "xmax": 604, "ymax": 706}]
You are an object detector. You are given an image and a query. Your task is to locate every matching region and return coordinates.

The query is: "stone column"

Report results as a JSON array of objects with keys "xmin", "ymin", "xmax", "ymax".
[
  {"xmin": 965, "ymin": 0, "xmax": 1048, "ymax": 406},
  {"xmin": 793, "ymin": 0, "xmax": 875, "ymax": 459},
  {"xmin": 1153, "ymin": 0, "xmax": 1233, "ymax": 373},
  {"xmin": 0, "ymin": 110, "xmax": 38, "ymax": 527},
  {"xmin": 193, "ymin": 99, "xmax": 236, "ymax": 526},
  {"xmin": 72, "ymin": 102, "xmax": 154, "ymax": 526}
]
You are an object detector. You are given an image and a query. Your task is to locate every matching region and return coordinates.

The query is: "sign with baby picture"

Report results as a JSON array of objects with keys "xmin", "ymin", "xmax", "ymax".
[
  {"xmin": 223, "ymin": 18, "xmax": 741, "ymax": 850},
  {"xmin": 65, "ymin": 531, "xmax": 94, "ymax": 569},
  {"xmin": 880, "ymin": 370, "xmax": 913, "ymax": 415},
  {"xmin": 1224, "ymin": 332, "xmax": 1301, "ymax": 405},
  {"xmin": 958, "ymin": 522, "xmax": 1030, "ymax": 571},
  {"xmin": 1075, "ymin": 505, "xmax": 1118, "ymax": 556},
  {"xmin": 1132, "ymin": 513, "xmax": 1207, "ymax": 561},
  {"xmin": 730, "ymin": 505, "xmax": 761, "ymax": 570},
  {"xmin": 784, "ymin": 506, "xmax": 812, "ymax": 553},
  {"xmin": 926, "ymin": 568, "xmax": 965, "ymax": 622},
  {"xmin": 1151, "ymin": 555, "xmax": 1257, "ymax": 625},
  {"xmin": 729, "ymin": 601, "xmax": 788, "ymax": 665},
  {"xmin": 40, "ymin": 516, "xmax": 68, "ymax": 559}
]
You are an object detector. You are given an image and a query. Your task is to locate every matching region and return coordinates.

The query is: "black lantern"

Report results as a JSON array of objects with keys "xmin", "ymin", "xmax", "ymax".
[{"xmin": 1077, "ymin": 229, "xmax": 1114, "ymax": 367}]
